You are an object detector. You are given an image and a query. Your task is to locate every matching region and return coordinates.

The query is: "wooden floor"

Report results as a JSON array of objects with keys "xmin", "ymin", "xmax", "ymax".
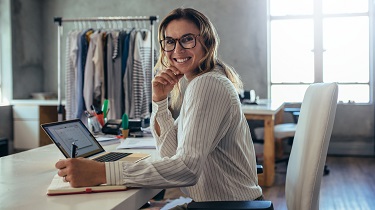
[
  {"xmin": 263, "ymin": 155, "xmax": 375, "ymax": 209},
  {"xmin": 157, "ymin": 156, "xmax": 375, "ymax": 210}
]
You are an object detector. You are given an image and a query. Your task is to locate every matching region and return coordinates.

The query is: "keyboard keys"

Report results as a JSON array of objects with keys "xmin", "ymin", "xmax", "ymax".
[{"xmin": 94, "ymin": 152, "xmax": 131, "ymax": 162}]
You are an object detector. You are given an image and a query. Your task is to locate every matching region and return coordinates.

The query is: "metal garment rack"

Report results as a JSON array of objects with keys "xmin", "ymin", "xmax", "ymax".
[{"xmin": 54, "ymin": 16, "xmax": 158, "ymax": 121}]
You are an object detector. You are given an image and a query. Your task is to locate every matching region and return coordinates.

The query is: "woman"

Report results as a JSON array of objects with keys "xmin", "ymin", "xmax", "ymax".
[{"xmin": 55, "ymin": 7, "xmax": 262, "ymax": 203}]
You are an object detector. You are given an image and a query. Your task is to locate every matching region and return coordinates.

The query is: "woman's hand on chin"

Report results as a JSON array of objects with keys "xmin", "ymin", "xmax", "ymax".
[{"xmin": 152, "ymin": 66, "xmax": 184, "ymax": 102}]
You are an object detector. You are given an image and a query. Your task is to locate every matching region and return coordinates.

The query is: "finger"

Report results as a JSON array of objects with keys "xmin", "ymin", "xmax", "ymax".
[
  {"xmin": 159, "ymin": 70, "xmax": 179, "ymax": 84},
  {"xmin": 167, "ymin": 66, "xmax": 182, "ymax": 75},
  {"xmin": 155, "ymin": 72, "xmax": 179, "ymax": 86},
  {"xmin": 55, "ymin": 159, "xmax": 67, "ymax": 169},
  {"xmin": 57, "ymin": 168, "xmax": 67, "ymax": 177},
  {"xmin": 153, "ymin": 75, "xmax": 170, "ymax": 86},
  {"xmin": 165, "ymin": 67, "xmax": 180, "ymax": 77}
]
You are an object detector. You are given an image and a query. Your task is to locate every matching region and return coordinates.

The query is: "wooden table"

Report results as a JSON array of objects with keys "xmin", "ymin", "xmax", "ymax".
[{"xmin": 242, "ymin": 100, "xmax": 284, "ymax": 187}]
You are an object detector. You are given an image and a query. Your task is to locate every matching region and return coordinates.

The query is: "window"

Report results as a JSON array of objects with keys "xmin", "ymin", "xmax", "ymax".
[
  {"xmin": 0, "ymin": 0, "xmax": 12, "ymax": 105},
  {"xmin": 269, "ymin": 0, "xmax": 372, "ymax": 103}
]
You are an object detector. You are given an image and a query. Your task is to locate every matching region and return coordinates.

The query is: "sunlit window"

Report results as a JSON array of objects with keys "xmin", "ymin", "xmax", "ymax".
[
  {"xmin": 270, "ymin": 19, "xmax": 314, "ymax": 83},
  {"xmin": 270, "ymin": 0, "xmax": 313, "ymax": 16},
  {"xmin": 269, "ymin": 0, "xmax": 371, "ymax": 103},
  {"xmin": 323, "ymin": 16, "xmax": 369, "ymax": 83}
]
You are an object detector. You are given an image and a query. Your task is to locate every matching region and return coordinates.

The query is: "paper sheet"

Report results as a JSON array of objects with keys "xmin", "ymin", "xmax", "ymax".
[
  {"xmin": 94, "ymin": 135, "xmax": 120, "ymax": 146},
  {"xmin": 95, "ymin": 135, "xmax": 118, "ymax": 142},
  {"xmin": 116, "ymin": 136, "xmax": 156, "ymax": 149}
]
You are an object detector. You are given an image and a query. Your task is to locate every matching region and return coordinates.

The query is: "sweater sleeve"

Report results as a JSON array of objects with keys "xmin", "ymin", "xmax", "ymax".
[{"xmin": 150, "ymin": 97, "xmax": 179, "ymax": 158}]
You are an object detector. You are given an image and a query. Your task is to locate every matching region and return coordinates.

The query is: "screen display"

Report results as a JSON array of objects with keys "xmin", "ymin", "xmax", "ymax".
[{"xmin": 42, "ymin": 119, "xmax": 104, "ymax": 158}]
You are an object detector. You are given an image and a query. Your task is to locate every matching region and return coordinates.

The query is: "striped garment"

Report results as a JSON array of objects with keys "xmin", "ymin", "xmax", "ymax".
[
  {"xmin": 130, "ymin": 30, "xmax": 152, "ymax": 119},
  {"xmin": 105, "ymin": 65, "xmax": 262, "ymax": 201},
  {"xmin": 65, "ymin": 31, "xmax": 79, "ymax": 120}
]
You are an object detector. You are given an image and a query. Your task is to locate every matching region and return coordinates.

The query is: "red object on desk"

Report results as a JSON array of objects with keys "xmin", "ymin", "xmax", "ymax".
[{"xmin": 96, "ymin": 113, "xmax": 104, "ymax": 126}]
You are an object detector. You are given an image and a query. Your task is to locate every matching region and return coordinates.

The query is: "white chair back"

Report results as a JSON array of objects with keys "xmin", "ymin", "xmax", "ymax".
[{"xmin": 285, "ymin": 83, "xmax": 338, "ymax": 210}]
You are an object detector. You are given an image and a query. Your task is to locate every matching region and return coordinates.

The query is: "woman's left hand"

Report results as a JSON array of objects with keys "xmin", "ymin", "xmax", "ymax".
[{"xmin": 55, "ymin": 158, "xmax": 106, "ymax": 187}]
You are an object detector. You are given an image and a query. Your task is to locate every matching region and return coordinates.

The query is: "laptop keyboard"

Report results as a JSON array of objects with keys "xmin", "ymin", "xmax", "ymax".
[{"xmin": 93, "ymin": 152, "xmax": 132, "ymax": 162}]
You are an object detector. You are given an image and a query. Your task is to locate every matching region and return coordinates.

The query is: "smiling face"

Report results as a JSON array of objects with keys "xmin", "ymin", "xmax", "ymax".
[{"xmin": 164, "ymin": 19, "xmax": 205, "ymax": 80}]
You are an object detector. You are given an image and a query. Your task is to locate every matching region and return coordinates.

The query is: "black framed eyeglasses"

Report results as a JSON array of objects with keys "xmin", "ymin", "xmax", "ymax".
[{"xmin": 160, "ymin": 34, "xmax": 200, "ymax": 52}]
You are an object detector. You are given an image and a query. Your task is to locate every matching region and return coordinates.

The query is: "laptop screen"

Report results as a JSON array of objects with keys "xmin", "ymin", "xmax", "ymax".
[{"xmin": 41, "ymin": 119, "xmax": 105, "ymax": 158}]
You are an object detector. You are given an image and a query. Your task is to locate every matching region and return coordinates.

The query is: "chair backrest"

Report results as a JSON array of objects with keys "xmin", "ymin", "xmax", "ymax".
[{"xmin": 285, "ymin": 83, "xmax": 338, "ymax": 210}]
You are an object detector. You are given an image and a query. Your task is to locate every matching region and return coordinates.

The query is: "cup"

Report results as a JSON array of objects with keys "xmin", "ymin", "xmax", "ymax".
[
  {"xmin": 121, "ymin": 128, "xmax": 129, "ymax": 139},
  {"xmin": 88, "ymin": 116, "xmax": 102, "ymax": 134}
]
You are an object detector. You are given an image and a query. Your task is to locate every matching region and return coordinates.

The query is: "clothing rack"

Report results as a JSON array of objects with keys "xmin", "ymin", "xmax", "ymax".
[{"xmin": 54, "ymin": 16, "xmax": 158, "ymax": 121}]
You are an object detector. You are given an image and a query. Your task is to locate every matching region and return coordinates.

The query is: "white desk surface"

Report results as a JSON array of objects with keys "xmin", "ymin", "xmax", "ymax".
[
  {"xmin": 241, "ymin": 99, "xmax": 284, "ymax": 115},
  {"xmin": 0, "ymin": 143, "xmax": 162, "ymax": 210}
]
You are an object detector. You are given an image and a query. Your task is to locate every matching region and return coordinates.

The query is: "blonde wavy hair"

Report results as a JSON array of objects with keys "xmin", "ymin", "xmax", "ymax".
[{"xmin": 155, "ymin": 8, "xmax": 243, "ymax": 108}]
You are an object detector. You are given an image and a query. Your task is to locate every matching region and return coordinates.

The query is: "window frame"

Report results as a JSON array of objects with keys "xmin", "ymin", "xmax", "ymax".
[{"xmin": 0, "ymin": 0, "xmax": 13, "ymax": 105}]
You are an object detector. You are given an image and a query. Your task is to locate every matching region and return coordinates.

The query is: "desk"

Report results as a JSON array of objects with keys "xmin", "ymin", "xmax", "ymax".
[
  {"xmin": 0, "ymin": 144, "xmax": 162, "ymax": 210},
  {"xmin": 242, "ymin": 100, "xmax": 284, "ymax": 187}
]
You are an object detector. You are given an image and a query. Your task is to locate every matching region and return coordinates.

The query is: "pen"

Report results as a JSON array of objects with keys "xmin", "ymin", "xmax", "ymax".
[
  {"xmin": 71, "ymin": 142, "xmax": 78, "ymax": 158},
  {"xmin": 84, "ymin": 110, "xmax": 92, "ymax": 118},
  {"xmin": 91, "ymin": 104, "xmax": 97, "ymax": 113},
  {"xmin": 91, "ymin": 104, "xmax": 103, "ymax": 115}
]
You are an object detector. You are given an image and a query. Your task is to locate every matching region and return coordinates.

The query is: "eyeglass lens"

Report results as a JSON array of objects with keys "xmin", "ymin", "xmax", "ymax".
[{"xmin": 160, "ymin": 34, "xmax": 197, "ymax": 52}]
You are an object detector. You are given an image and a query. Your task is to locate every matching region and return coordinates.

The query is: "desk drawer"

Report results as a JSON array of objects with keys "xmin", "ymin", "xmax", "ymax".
[
  {"xmin": 14, "ymin": 120, "xmax": 39, "ymax": 149},
  {"xmin": 13, "ymin": 105, "xmax": 39, "ymax": 119}
]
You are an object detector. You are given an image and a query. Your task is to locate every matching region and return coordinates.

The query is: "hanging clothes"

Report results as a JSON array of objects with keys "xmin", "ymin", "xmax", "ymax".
[
  {"xmin": 56, "ymin": 16, "xmax": 159, "ymax": 123},
  {"xmin": 106, "ymin": 30, "xmax": 123, "ymax": 120},
  {"xmin": 93, "ymin": 31, "xmax": 106, "ymax": 105},
  {"xmin": 75, "ymin": 29, "xmax": 94, "ymax": 119},
  {"xmin": 131, "ymin": 29, "xmax": 152, "ymax": 119},
  {"xmin": 65, "ymin": 30, "xmax": 79, "ymax": 120},
  {"xmin": 123, "ymin": 29, "xmax": 136, "ymax": 118},
  {"xmin": 121, "ymin": 30, "xmax": 133, "ymax": 117},
  {"xmin": 83, "ymin": 31, "xmax": 105, "ymax": 111},
  {"xmin": 64, "ymin": 26, "xmax": 154, "ymax": 122}
]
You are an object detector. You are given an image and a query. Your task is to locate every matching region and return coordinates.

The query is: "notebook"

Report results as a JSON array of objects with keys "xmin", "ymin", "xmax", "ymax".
[
  {"xmin": 47, "ymin": 174, "xmax": 128, "ymax": 196},
  {"xmin": 41, "ymin": 119, "xmax": 150, "ymax": 162}
]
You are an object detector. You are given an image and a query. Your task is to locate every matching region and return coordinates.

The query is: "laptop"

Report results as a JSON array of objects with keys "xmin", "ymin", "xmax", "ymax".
[{"xmin": 41, "ymin": 119, "xmax": 150, "ymax": 163}]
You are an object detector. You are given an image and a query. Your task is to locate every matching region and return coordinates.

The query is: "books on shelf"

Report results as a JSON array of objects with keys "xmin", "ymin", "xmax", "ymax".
[{"xmin": 47, "ymin": 174, "xmax": 127, "ymax": 196}]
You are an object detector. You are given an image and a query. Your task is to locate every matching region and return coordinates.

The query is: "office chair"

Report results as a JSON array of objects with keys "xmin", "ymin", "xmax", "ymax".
[
  {"xmin": 187, "ymin": 82, "xmax": 338, "ymax": 210},
  {"xmin": 253, "ymin": 108, "xmax": 330, "ymax": 175}
]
